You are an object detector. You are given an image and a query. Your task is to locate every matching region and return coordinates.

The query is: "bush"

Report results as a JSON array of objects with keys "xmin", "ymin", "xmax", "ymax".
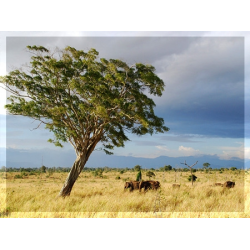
[
  {"xmin": 92, "ymin": 169, "xmax": 104, "ymax": 178},
  {"xmin": 187, "ymin": 175, "xmax": 197, "ymax": 182},
  {"xmin": 115, "ymin": 176, "xmax": 121, "ymax": 180},
  {"xmin": 136, "ymin": 170, "xmax": 142, "ymax": 181},
  {"xmin": 14, "ymin": 174, "xmax": 22, "ymax": 179},
  {"xmin": 230, "ymin": 167, "xmax": 237, "ymax": 171},
  {"xmin": 47, "ymin": 168, "xmax": 54, "ymax": 177},
  {"xmin": 14, "ymin": 172, "xmax": 28, "ymax": 179},
  {"xmin": 40, "ymin": 166, "xmax": 46, "ymax": 173}
]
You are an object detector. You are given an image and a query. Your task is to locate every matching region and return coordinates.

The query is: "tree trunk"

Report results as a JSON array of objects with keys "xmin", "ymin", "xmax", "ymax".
[
  {"xmin": 58, "ymin": 135, "xmax": 102, "ymax": 198},
  {"xmin": 58, "ymin": 154, "xmax": 87, "ymax": 198},
  {"xmin": 191, "ymin": 169, "xmax": 193, "ymax": 186}
]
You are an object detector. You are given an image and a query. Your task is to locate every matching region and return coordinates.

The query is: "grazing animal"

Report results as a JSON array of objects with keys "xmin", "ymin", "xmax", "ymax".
[
  {"xmin": 214, "ymin": 183, "xmax": 223, "ymax": 186},
  {"xmin": 223, "ymin": 181, "xmax": 235, "ymax": 188},
  {"xmin": 151, "ymin": 181, "xmax": 160, "ymax": 190},
  {"xmin": 139, "ymin": 180, "xmax": 160, "ymax": 192},
  {"xmin": 172, "ymin": 184, "xmax": 180, "ymax": 188},
  {"xmin": 124, "ymin": 181, "xmax": 140, "ymax": 192}
]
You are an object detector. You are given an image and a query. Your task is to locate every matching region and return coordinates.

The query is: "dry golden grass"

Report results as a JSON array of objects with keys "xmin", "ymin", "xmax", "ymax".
[{"xmin": 0, "ymin": 170, "xmax": 249, "ymax": 218}]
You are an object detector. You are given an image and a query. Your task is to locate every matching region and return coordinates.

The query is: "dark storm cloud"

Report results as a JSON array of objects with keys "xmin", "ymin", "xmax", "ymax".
[
  {"xmin": 152, "ymin": 37, "xmax": 244, "ymax": 138},
  {"xmin": 6, "ymin": 36, "xmax": 244, "ymax": 139},
  {"xmin": 153, "ymin": 38, "xmax": 244, "ymax": 105},
  {"xmin": 155, "ymin": 103, "xmax": 244, "ymax": 138}
]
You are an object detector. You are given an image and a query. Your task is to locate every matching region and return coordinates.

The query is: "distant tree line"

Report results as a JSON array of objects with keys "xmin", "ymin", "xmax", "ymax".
[{"xmin": 0, "ymin": 165, "xmax": 242, "ymax": 173}]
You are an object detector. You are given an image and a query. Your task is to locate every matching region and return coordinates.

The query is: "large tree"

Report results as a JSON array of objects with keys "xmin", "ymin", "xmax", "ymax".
[{"xmin": 1, "ymin": 45, "xmax": 169, "ymax": 197}]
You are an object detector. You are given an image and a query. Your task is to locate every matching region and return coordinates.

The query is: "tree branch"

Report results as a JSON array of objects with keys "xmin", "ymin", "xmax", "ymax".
[{"xmin": 30, "ymin": 121, "xmax": 43, "ymax": 131}]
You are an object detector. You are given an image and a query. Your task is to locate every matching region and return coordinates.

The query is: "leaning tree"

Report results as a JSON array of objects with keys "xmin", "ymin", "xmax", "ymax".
[{"xmin": 0, "ymin": 45, "xmax": 169, "ymax": 197}]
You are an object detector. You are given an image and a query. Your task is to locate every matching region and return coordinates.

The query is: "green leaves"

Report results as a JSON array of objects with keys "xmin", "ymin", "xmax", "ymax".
[
  {"xmin": 2, "ymin": 45, "xmax": 169, "ymax": 154},
  {"xmin": 26, "ymin": 45, "xmax": 49, "ymax": 53}
]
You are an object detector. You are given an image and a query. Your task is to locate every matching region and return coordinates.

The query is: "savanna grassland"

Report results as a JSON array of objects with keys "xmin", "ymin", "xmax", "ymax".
[{"xmin": 0, "ymin": 169, "xmax": 249, "ymax": 218}]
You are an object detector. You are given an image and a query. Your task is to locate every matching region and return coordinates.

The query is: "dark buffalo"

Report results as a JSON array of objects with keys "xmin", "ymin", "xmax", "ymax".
[
  {"xmin": 223, "ymin": 181, "xmax": 235, "ymax": 188},
  {"xmin": 139, "ymin": 180, "xmax": 160, "ymax": 192},
  {"xmin": 124, "ymin": 181, "xmax": 140, "ymax": 192}
]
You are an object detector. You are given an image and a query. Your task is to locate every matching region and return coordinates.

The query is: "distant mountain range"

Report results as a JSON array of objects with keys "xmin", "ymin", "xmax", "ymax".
[
  {"xmin": 0, "ymin": 147, "xmax": 248, "ymax": 169},
  {"xmin": 86, "ymin": 154, "xmax": 247, "ymax": 169}
]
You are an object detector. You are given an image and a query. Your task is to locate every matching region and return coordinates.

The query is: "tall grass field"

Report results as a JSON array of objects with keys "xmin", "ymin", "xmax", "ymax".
[{"xmin": 0, "ymin": 169, "xmax": 249, "ymax": 218}]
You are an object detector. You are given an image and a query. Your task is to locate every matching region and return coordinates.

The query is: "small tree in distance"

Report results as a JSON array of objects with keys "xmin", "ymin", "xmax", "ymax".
[
  {"xmin": 164, "ymin": 165, "xmax": 172, "ymax": 171},
  {"xmin": 203, "ymin": 163, "xmax": 210, "ymax": 173},
  {"xmin": 134, "ymin": 165, "xmax": 142, "ymax": 172},
  {"xmin": 146, "ymin": 171, "xmax": 155, "ymax": 180},
  {"xmin": 1, "ymin": 45, "xmax": 169, "ymax": 197},
  {"xmin": 40, "ymin": 165, "xmax": 46, "ymax": 173},
  {"xmin": 1, "ymin": 166, "xmax": 6, "ymax": 172}
]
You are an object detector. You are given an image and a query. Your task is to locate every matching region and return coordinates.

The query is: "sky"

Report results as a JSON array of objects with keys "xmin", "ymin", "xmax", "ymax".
[{"xmin": 0, "ymin": 31, "xmax": 249, "ymax": 167}]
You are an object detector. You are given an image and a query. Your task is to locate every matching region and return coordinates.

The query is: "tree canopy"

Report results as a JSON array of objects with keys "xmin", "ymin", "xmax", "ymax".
[{"xmin": 1, "ymin": 45, "xmax": 169, "ymax": 197}]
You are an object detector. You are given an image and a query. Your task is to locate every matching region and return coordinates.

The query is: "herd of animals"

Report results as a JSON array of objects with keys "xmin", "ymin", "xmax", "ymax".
[
  {"xmin": 124, "ymin": 180, "xmax": 236, "ymax": 192},
  {"xmin": 124, "ymin": 180, "xmax": 161, "ymax": 192}
]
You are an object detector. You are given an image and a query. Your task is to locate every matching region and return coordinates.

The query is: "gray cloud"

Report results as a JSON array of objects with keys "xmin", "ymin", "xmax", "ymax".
[
  {"xmin": 160, "ymin": 134, "xmax": 204, "ymax": 143},
  {"xmin": 153, "ymin": 37, "xmax": 244, "ymax": 106},
  {"xmin": 6, "ymin": 36, "xmax": 200, "ymax": 71},
  {"xmin": 133, "ymin": 140, "xmax": 166, "ymax": 146},
  {"xmin": 6, "ymin": 131, "xmax": 23, "ymax": 137}
]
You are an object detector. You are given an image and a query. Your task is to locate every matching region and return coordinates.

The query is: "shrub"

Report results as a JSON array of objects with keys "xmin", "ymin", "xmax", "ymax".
[
  {"xmin": 116, "ymin": 176, "xmax": 121, "ymax": 180},
  {"xmin": 187, "ymin": 175, "xmax": 197, "ymax": 182},
  {"xmin": 230, "ymin": 167, "xmax": 237, "ymax": 171},
  {"xmin": 14, "ymin": 174, "xmax": 22, "ymax": 179},
  {"xmin": 92, "ymin": 169, "xmax": 104, "ymax": 178},
  {"xmin": 40, "ymin": 166, "xmax": 46, "ymax": 173},
  {"xmin": 136, "ymin": 170, "xmax": 142, "ymax": 181}
]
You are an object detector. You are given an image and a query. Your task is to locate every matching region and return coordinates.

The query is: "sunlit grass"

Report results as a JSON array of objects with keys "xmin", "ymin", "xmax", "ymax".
[{"xmin": 0, "ymin": 170, "xmax": 248, "ymax": 218}]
